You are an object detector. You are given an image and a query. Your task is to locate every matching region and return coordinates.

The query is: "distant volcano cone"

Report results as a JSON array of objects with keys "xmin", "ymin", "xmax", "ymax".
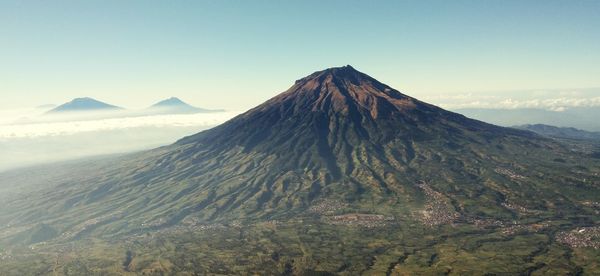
[
  {"xmin": 47, "ymin": 97, "xmax": 122, "ymax": 113},
  {"xmin": 147, "ymin": 97, "xmax": 220, "ymax": 114},
  {"xmin": 152, "ymin": 97, "xmax": 189, "ymax": 107}
]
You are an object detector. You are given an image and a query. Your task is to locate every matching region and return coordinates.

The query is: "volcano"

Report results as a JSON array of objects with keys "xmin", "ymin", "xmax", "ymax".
[
  {"xmin": 5, "ymin": 65, "xmax": 595, "ymax": 223},
  {"xmin": 1, "ymin": 66, "xmax": 599, "ymax": 274},
  {"xmin": 146, "ymin": 97, "xmax": 221, "ymax": 114},
  {"xmin": 46, "ymin": 97, "xmax": 122, "ymax": 113}
]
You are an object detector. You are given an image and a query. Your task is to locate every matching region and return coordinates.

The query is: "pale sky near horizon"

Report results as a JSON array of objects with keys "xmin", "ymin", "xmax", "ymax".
[{"xmin": 1, "ymin": 0, "xmax": 599, "ymax": 111}]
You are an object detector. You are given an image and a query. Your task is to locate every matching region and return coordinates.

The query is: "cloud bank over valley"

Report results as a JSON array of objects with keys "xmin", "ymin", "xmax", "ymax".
[{"xmin": 0, "ymin": 110, "xmax": 237, "ymax": 171}]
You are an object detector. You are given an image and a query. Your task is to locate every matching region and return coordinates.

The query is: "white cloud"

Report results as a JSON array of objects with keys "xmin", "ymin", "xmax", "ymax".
[
  {"xmin": 0, "ymin": 110, "xmax": 240, "ymax": 171},
  {"xmin": 420, "ymin": 88, "xmax": 600, "ymax": 110},
  {"xmin": 0, "ymin": 111, "xmax": 238, "ymax": 140}
]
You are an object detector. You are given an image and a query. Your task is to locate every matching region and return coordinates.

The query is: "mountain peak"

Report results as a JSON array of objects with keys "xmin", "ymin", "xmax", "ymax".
[
  {"xmin": 179, "ymin": 66, "xmax": 500, "ymax": 148},
  {"xmin": 152, "ymin": 97, "xmax": 188, "ymax": 107},
  {"xmin": 266, "ymin": 66, "xmax": 418, "ymax": 120},
  {"xmin": 321, "ymin": 64, "xmax": 358, "ymax": 75},
  {"xmin": 295, "ymin": 65, "xmax": 364, "ymax": 85},
  {"xmin": 147, "ymin": 97, "xmax": 223, "ymax": 114},
  {"xmin": 73, "ymin": 97, "xmax": 94, "ymax": 101},
  {"xmin": 47, "ymin": 97, "xmax": 121, "ymax": 113}
]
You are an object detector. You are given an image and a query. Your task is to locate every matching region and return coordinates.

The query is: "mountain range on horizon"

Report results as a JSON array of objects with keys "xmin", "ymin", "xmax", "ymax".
[
  {"xmin": 1, "ymin": 66, "xmax": 599, "ymax": 274},
  {"xmin": 515, "ymin": 123, "xmax": 600, "ymax": 141},
  {"xmin": 455, "ymin": 107, "xmax": 600, "ymax": 132}
]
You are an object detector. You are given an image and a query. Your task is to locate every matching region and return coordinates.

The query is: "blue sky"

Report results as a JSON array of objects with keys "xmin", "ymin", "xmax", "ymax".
[{"xmin": 1, "ymin": 0, "xmax": 599, "ymax": 110}]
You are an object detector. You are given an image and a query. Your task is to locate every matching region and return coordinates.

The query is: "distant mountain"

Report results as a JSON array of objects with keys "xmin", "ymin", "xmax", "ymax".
[
  {"xmin": 47, "ymin": 97, "xmax": 122, "ymax": 113},
  {"xmin": 454, "ymin": 107, "xmax": 600, "ymax": 131},
  {"xmin": 146, "ymin": 97, "xmax": 222, "ymax": 114},
  {"xmin": 515, "ymin": 124, "xmax": 600, "ymax": 141}
]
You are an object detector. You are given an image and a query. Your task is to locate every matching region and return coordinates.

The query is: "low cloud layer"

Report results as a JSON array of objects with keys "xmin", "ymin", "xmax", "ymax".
[
  {"xmin": 0, "ymin": 111, "xmax": 237, "ymax": 140},
  {"xmin": 0, "ymin": 110, "xmax": 238, "ymax": 171},
  {"xmin": 420, "ymin": 88, "xmax": 600, "ymax": 111}
]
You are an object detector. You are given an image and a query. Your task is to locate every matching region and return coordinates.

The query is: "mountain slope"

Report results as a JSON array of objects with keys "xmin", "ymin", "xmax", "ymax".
[
  {"xmin": 2, "ymin": 66, "xmax": 597, "ymax": 236},
  {"xmin": 47, "ymin": 97, "xmax": 122, "ymax": 113},
  {"xmin": 1, "ymin": 66, "xmax": 599, "ymax": 274}
]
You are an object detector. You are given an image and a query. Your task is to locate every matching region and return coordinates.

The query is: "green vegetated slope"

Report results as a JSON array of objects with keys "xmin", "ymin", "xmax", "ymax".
[{"xmin": 0, "ymin": 66, "xmax": 599, "ymax": 275}]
